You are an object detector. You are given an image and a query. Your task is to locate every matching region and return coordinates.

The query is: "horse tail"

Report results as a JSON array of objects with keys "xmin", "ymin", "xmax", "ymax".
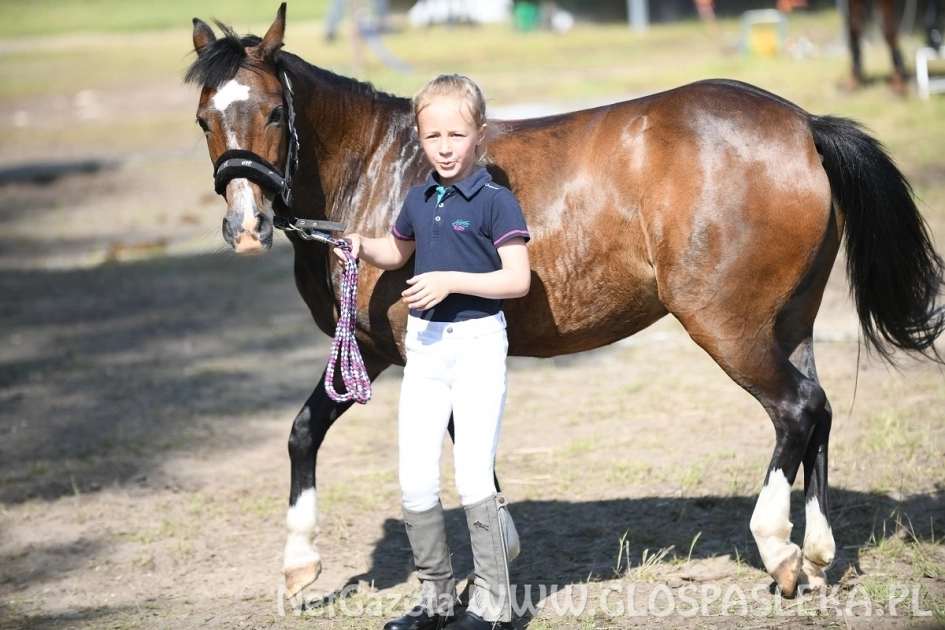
[{"xmin": 810, "ymin": 114, "xmax": 945, "ymax": 362}]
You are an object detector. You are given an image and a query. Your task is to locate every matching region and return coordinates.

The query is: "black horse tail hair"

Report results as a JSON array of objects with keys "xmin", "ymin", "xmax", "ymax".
[{"xmin": 810, "ymin": 114, "xmax": 945, "ymax": 363}]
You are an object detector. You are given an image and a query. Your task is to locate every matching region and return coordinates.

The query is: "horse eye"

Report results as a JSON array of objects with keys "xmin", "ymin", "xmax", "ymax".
[
  {"xmin": 268, "ymin": 107, "xmax": 284, "ymax": 125},
  {"xmin": 196, "ymin": 117, "xmax": 210, "ymax": 133}
]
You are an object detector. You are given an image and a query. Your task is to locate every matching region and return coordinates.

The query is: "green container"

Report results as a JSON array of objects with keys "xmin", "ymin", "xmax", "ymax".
[{"xmin": 514, "ymin": 1, "xmax": 541, "ymax": 31}]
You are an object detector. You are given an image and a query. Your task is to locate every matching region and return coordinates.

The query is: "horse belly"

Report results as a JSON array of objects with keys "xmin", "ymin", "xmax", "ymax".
[{"xmin": 505, "ymin": 255, "xmax": 665, "ymax": 358}]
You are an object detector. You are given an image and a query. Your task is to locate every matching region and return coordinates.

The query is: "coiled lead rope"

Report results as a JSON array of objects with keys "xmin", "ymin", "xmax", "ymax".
[{"xmin": 324, "ymin": 238, "xmax": 372, "ymax": 404}]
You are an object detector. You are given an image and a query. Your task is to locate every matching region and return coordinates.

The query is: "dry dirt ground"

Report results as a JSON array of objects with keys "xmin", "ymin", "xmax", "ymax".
[{"xmin": 1, "ymin": 29, "xmax": 944, "ymax": 630}]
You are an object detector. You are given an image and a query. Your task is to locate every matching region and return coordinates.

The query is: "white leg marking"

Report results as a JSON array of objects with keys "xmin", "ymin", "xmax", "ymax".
[
  {"xmin": 750, "ymin": 469, "xmax": 800, "ymax": 576},
  {"xmin": 803, "ymin": 497, "xmax": 835, "ymax": 568},
  {"xmin": 284, "ymin": 488, "xmax": 321, "ymax": 577}
]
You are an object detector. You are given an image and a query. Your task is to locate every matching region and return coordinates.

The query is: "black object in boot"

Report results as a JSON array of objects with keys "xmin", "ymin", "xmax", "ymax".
[
  {"xmin": 384, "ymin": 605, "xmax": 453, "ymax": 630},
  {"xmin": 444, "ymin": 611, "xmax": 513, "ymax": 630}
]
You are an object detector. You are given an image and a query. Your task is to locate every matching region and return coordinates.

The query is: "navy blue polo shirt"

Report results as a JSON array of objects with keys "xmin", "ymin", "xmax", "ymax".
[{"xmin": 392, "ymin": 167, "xmax": 530, "ymax": 322}]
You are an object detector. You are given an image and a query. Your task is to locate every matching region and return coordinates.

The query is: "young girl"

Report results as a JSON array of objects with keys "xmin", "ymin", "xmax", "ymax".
[{"xmin": 336, "ymin": 74, "xmax": 529, "ymax": 630}]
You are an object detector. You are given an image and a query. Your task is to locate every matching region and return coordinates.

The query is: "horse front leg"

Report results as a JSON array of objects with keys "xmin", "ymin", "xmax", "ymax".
[{"xmin": 283, "ymin": 361, "xmax": 389, "ymax": 595}]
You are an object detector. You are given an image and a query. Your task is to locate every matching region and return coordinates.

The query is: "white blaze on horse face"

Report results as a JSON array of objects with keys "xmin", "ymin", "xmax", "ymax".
[
  {"xmin": 210, "ymin": 79, "xmax": 250, "ymax": 161},
  {"xmin": 284, "ymin": 487, "xmax": 321, "ymax": 573},
  {"xmin": 802, "ymin": 496, "xmax": 835, "ymax": 569},
  {"xmin": 212, "ymin": 80, "xmax": 250, "ymax": 149},
  {"xmin": 211, "ymin": 79, "xmax": 250, "ymax": 114},
  {"xmin": 212, "ymin": 80, "xmax": 265, "ymax": 234},
  {"xmin": 749, "ymin": 468, "xmax": 800, "ymax": 575}
]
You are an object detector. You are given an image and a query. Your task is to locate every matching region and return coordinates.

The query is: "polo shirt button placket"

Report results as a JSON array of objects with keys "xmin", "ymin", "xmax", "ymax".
[{"xmin": 446, "ymin": 326, "xmax": 453, "ymax": 334}]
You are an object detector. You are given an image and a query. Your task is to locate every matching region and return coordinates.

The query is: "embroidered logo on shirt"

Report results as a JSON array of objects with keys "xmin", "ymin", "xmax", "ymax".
[{"xmin": 452, "ymin": 220, "xmax": 470, "ymax": 232}]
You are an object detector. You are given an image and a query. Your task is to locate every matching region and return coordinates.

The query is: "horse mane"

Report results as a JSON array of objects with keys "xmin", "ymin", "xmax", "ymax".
[
  {"xmin": 184, "ymin": 21, "xmax": 406, "ymax": 110},
  {"xmin": 278, "ymin": 52, "xmax": 405, "ymax": 107},
  {"xmin": 184, "ymin": 21, "xmax": 263, "ymax": 88}
]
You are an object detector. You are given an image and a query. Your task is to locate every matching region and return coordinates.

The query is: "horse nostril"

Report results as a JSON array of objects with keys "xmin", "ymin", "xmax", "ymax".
[
  {"xmin": 257, "ymin": 214, "xmax": 274, "ymax": 246},
  {"xmin": 222, "ymin": 216, "xmax": 244, "ymax": 246}
]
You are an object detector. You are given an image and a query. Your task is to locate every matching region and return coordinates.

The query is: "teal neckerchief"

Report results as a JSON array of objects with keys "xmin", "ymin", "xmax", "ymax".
[{"xmin": 435, "ymin": 185, "xmax": 450, "ymax": 205}]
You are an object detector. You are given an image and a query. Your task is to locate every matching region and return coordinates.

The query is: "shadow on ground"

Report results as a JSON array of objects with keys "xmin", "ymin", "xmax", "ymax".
[
  {"xmin": 353, "ymin": 488, "xmax": 944, "ymax": 597},
  {"xmin": 0, "ymin": 245, "xmax": 618, "ymax": 505},
  {"xmin": 0, "ymin": 249, "xmax": 332, "ymax": 504},
  {"xmin": 0, "ymin": 159, "xmax": 121, "ymax": 185}
]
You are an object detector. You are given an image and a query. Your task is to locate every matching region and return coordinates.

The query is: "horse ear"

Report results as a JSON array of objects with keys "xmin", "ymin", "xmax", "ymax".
[
  {"xmin": 256, "ymin": 3, "xmax": 286, "ymax": 64},
  {"xmin": 192, "ymin": 18, "xmax": 216, "ymax": 56}
]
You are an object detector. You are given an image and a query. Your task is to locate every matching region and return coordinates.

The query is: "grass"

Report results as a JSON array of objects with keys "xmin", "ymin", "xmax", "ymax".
[
  {"xmin": 843, "ymin": 501, "xmax": 945, "ymax": 619},
  {"xmin": 631, "ymin": 545, "xmax": 676, "ymax": 581},
  {"xmin": 0, "ymin": 0, "xmax": 331, "ymax": 38}
]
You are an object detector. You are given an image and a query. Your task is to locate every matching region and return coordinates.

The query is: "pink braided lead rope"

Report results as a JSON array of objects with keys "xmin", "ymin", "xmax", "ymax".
[{"xmin": 324, "ymin": 238, "xmax": 372, "ymax": 404}]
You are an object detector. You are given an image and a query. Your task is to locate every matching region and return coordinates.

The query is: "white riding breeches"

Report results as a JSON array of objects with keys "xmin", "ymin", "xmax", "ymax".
[{"xmin": 399, "ymin": 312, "xmax": 508, "ymax": 512}]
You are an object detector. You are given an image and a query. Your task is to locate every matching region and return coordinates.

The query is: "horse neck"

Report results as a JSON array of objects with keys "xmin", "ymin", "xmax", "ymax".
[
  {"xmin": 289, "ymin": 61, "xmax": 417, "ymax": 225},
  {"xmin": 282, "ymin": 59, "xmax": 420, "ymax": 325}
]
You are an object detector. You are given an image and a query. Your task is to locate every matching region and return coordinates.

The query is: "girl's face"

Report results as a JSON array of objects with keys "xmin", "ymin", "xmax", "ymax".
[{"xmin": 416, "ymin": 97, "xmax": 485, "ymax": 187}]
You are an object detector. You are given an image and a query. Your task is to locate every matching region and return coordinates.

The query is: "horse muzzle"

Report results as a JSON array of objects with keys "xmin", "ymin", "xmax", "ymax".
[
  {"xmin": 221, "ymin": 178, "xmax": 275, "ymax": 255},
  {"xmin": 214, "ymin": 150, "xmax": 285, "ymax": 255}
]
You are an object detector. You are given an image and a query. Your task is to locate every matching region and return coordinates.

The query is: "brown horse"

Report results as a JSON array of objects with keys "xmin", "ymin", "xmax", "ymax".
[
  {"xmin": 846, "ymin": 0, "xmax": 907, "ymax": 91},
  {"xmin": 186, "ymin": 4, "xmax": 944, "ymax": 601}
]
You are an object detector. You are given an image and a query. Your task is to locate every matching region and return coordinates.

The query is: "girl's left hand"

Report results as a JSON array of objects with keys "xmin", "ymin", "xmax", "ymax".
[{"xmin": 402, "ymin": 272, "xmax": 453, "ymax": 310}]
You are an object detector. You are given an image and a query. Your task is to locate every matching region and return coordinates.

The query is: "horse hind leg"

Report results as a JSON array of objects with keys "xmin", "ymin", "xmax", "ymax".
[
  {"xmin": 675, "ymin": 316, "xmax": 828, "ymax": 596},
  {"xmin": 747, "ymin": 361, "xmax": 829, "ymax": 598},
  {"xmin": 790, "ymin": 337, "xmax": 835, "ymax": 591}
]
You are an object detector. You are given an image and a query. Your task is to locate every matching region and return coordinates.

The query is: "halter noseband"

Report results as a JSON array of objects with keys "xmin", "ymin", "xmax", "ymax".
[{"xmin": 211, "ymin": 70, "xmax": 346, "ymax": 241}]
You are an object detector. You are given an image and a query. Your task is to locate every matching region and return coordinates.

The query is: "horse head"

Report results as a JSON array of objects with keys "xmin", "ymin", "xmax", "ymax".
[{"xmin": 187, "ymin": 4, "xmax": 289, "ymax": 255}]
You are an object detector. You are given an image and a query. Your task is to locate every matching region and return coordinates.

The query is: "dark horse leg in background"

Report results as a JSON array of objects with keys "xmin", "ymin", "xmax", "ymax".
[
  {"xmin": 878, "ymin": 0, "xmax": 908, "ymax": 91},
  {"xmin": 283, "ymin": 360, "xmax": 389, "ymax": 595},
  {"xmin": 847, "ymin": 0, "xmax": 907, "ymax": 92},
  {"xmin": 445, "ymin": 418, "xmax": 503, "ymax": 494},
  {"xmin": 927, "ymin": 0, "xmax": 943, "ymax": 48}
]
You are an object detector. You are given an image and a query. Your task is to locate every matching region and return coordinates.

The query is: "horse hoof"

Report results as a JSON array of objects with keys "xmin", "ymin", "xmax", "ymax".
[
  {"xmin": 799, "ymin": 559, "xmax": 829, "ymax": 592},
  {"xmin": 285, "ymin": 560, "xmax": 322, "ymax": 595},
  {"xmin": 770, "ymin": 548, "xmax": 804, "ymax": 598}
]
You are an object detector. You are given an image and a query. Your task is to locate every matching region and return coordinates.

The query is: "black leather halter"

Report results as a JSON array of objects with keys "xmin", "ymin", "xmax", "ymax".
[{"xmin": 211, "ymin": 68, "xmax": 345, "ymax": 239}]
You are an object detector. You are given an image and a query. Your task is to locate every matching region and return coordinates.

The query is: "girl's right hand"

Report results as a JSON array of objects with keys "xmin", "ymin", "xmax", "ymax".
[{"xmin": 334, "ymin": 233, "xmax": 361, "ymax": 261}]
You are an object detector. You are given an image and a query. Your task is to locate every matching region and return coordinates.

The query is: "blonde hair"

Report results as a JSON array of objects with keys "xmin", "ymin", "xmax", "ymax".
[{"xmin": 412, "ymin": 74, "xmax": 487, "ymax": 128}]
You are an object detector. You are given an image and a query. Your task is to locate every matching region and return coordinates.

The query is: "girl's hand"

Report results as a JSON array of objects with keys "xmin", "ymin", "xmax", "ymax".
[
  {"xmin": 334, "ymin": 234, "xmax": 361, "ymax": 262},
  {"xmin": 402, "ymin": 272, "xmax": 453, "ymax": 310}
]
